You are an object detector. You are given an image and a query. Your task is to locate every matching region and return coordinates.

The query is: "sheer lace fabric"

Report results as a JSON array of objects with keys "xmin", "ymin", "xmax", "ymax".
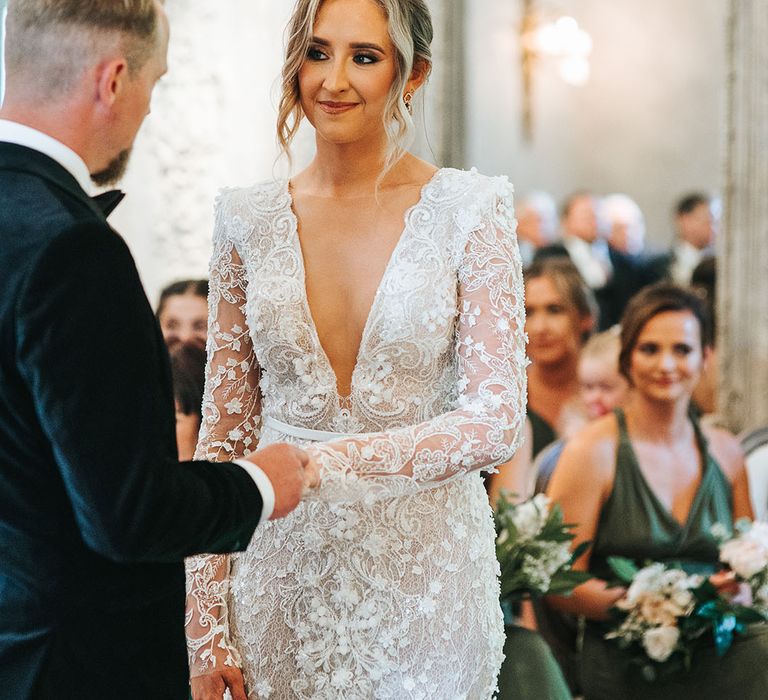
[{"xmin": 186, "ymin": 168, "xmax": 527, "ymax": 699}]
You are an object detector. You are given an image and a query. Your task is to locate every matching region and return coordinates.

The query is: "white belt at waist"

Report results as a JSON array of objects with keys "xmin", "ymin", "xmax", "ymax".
[{"xmin": 262, "ymin": 416, "xmax": 364, "ymax": 442}]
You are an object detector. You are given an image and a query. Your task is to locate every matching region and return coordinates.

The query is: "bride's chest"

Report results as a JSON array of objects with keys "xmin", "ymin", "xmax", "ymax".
[{"xmin": 242, "ymin": 217, "xmax": 460, "ymax": 371}]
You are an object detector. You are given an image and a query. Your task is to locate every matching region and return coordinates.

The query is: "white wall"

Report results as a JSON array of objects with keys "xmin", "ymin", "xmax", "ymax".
[{"xmin": 464, "ymin": 0, "xmax": 727, "ymax": 244}]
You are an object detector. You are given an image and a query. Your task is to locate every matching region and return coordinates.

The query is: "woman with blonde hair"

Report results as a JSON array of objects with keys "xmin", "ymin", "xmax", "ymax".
[{"xmin": 185, "ymin": 0, "xmax": 527, "ymax": 697}]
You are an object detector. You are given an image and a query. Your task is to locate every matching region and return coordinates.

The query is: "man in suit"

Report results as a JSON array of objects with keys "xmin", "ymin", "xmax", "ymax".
[
  {"xmin": 0, "ymin": 2, "xmax": 311, "ymax": 698},
  {"xmin": 642, "ymin": 192, "xmax": 719, "ymax": 287},
  {"xmin": 535, "ymin": 191, "xmax": 644, "ymax": 329}
]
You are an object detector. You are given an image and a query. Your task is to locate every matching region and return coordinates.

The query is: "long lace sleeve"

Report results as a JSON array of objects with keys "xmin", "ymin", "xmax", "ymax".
[
  {"xmin": 307, "ymin": 179, "xmax": 527, "ymax": 503},
  {"xmin": 185, "ymin": 193, "xmax": 261, "ymax": 677}
]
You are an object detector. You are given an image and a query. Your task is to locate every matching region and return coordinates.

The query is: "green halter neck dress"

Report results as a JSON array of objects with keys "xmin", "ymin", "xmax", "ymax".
[{"xmin": 580, "ymin": 408, "xmax": 768, "ymax": 699}]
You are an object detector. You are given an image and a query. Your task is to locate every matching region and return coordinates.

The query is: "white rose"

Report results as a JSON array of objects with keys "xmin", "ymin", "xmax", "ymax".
[
  {"xmin": 512, "ymin": 496, "xmax": 549, "ymax": 540},
  {"xmin": 721, "ymin": 539, "xmax": 768, "ymax": 579},
  {"xmin": 624, "ymin": 564, "xmax": 665, "ymax": 604},
  {"xmin": 642, "ymin": 625, "xmax": 680, "ymax": 662},
  {"xmin": 748, "ymin": 523, "xmax": 768, "ymax": 549}
]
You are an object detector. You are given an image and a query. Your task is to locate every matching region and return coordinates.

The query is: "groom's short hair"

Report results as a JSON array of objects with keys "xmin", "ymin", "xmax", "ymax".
[{"xmin": 5, "ymin": 0, "xmax": 163, "ymax": 100}]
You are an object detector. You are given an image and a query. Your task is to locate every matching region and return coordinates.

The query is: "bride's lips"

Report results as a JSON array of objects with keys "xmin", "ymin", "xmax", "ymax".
[{"xmin": 318, "ymin": 101, "xmax": 359, "ymax": 114}]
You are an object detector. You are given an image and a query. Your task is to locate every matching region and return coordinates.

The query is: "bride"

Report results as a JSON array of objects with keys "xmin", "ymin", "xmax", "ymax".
[{"xmin": 185, "ymin": 0, "xmax": 527, "ymax": 697}]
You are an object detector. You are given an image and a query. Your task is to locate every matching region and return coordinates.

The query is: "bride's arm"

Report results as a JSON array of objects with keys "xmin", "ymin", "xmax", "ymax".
[
  {"xmin": 306, "ymin": 178, "xmax": 528, "ymax": 502},
  {"xmin": 186, "ymin": 194, "xmax": 262, "ymax": 680}
]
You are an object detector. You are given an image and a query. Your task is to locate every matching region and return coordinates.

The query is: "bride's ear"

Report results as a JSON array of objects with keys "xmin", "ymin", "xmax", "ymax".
[{"xmin": 405, "ymin": 58, "xmax": 431, "ymax": 96}]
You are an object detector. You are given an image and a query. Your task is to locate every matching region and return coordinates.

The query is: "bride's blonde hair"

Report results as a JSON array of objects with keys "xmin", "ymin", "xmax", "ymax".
[{"xmin": 277, "ymin": 0, "xmax": 433, "ymax": 176}]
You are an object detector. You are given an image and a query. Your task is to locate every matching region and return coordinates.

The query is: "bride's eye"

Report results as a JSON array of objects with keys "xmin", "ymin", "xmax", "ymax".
[
  {"xmin": 307, "ymin": 46, "xmax": 328, "ymax": 61},
  {"xmin": 353, "ymin": 53, "xmax": 378, "ymax": 65}
]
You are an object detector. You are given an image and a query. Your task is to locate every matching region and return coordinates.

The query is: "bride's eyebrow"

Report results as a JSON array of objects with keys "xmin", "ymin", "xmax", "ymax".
[{"xmin": 310, "ymin": 36, "xmax": 386, "ymax": 53}]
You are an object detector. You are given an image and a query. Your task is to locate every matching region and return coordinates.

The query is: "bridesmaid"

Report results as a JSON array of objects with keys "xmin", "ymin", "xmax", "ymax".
[
  {"xmin": 547, "ymin": 283, "xmax": 768, "ymax": 699},
  {"xmin": 488, "ymin": 258, "xmax": 596, "ymax": 697},
  {"xmin": 489, "ymin": 257, "xmax": 596, "ymax": 502},
  {"xmin": 489, "ymin": 427, "xmax": 571, "ymax": 700}
]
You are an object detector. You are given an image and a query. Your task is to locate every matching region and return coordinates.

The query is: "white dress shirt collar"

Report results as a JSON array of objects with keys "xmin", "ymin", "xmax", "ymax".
[{"xmin": 0, "ymin": 119, "xmax": 92, "ymax": 194}]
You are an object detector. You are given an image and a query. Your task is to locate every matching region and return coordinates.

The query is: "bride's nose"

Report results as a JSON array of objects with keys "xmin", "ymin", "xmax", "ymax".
[{"xmin": 323, "ymin": 57, "xmax": 350, "ymax": 93}]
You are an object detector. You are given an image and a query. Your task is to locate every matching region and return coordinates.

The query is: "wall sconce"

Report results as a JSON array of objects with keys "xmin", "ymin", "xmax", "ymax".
[{"xmin": 520, "ymin": 0, "xmax": 593, "ymax": 141}]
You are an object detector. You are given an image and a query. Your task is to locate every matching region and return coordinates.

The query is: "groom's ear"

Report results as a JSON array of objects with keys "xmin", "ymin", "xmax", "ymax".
[{"xmin": 95, "ymin": 58, "xmax": 130, "ymax": 109}]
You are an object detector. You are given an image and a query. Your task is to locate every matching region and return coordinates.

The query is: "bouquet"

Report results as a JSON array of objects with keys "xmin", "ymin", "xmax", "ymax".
[
  {"xmin": 605, "ymin": 541, "xmax": 768, "ymax": 682},
  {"xmin": 494, "ymin": 492, "xmax": 590, "ymax": 605},
  {"xmin": 718, "ymin": 519, "xmax": 768, "ymax": 614}
]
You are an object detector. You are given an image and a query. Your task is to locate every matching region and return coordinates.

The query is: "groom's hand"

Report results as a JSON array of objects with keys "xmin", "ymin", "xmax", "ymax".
[
  {"xmin": 241, "ymin": 443, "xmax": 309, "ymax": 520},
  {"xmin": 190, "ymin": 666, "xmax": 247, "ymax": 700}
]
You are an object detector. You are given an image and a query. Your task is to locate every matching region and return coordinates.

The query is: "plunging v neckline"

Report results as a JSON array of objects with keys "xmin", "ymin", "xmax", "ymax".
[
  {"xmin": 285, "ymin": 168, "xmax": 444, "ymax": 403},
  {"xmin": 617, "ymin": 409, "xmax": 711, "ymax": 532}
]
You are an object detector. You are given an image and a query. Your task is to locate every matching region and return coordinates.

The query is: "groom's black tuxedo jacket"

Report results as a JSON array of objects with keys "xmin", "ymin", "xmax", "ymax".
[{"xmin": 0, "ymin": 143, "xmax": 264, "ymax": 699}]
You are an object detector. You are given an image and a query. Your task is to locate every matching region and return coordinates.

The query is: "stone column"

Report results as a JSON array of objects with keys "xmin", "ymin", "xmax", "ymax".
[
  {"xmin": 412, "ymin": 0, "xmax": 466, "ymax": 168},
  {"xmin": 718, "ymin": 0, "xmax": 768, "ymax": 434}
]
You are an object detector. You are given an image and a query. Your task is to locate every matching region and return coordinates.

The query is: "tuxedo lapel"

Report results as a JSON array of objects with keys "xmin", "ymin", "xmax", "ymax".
[{"xmin": 0, "ymin": 142, "xmax": 105, "ymax": 221}]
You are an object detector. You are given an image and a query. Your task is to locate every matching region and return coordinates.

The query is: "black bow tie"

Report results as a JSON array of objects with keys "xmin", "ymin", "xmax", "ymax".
[{"xmin": 91, "ymin": 189, "xmax": 126, "ymax": 217}]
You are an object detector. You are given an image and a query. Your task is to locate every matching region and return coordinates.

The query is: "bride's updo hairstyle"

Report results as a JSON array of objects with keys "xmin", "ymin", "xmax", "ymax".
[{"xmin": 278, "ymin": 0, "xmax": 433, "ymax": 175}]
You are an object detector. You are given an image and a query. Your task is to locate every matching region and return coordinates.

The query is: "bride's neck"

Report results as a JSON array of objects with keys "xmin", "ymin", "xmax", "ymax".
[{"xmin": 300, "ymin": 132, "xmax": 394, "ymax": 198}]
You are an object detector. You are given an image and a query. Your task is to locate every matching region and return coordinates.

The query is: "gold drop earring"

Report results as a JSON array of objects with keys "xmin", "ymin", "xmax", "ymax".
[{"xmin": 403, "ymin": 91, "xmax": 414, "ymax": 115}]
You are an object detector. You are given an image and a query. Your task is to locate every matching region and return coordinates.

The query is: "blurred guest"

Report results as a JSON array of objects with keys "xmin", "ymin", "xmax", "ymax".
[
  {"xmin": 169, "ymin": 342, "xmax": 206, "ymax": 461},
  {"xmin": 536, "ymin": 191, "xmax": 642, "ymax": 329},
  {"xmin": 647, "ymin": 193, "xmax": 720, "ymax": 286},
  {"xmin": 535, "ymin": 325, "xmax": 631, "ymax": 494},
  {"xmin": 516, "ymin": 191, "xmax": 559, "ymax": 266},
  {"xmin": 603, "ymin": 193, "xmax": 646, "ymax": 258},
  {"xmin": 546, "ymin": 284, "xmax": 767, "ymax": 700},
  {"xmin": 532, "ymin": 326, "xmax": 630, "ymax": 695},
  {"xmin": 156, "ymin": 279, "xmax": 208, "ymax": 349},
  {"xmin": 690, "ymin": 256, "xmax": 717, "ymax": 417},
  {"xmin": 489, "ymin": 258, "xmax": 596, "ymax": 505},
  {"xmin": 578, "ymin": 326, "xmax": 631, "ymax": 422}
]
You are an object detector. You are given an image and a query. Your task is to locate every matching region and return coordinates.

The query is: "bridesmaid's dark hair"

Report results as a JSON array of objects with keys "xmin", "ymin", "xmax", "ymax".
[
  {"xmin": 156, "ymin": 279, "xmax": 209, "ymax": 320},
  {"xmin": 169, "ymin": 342, "xmax": 207, "ymax": 417},
  {"xmin": 618, "ymin": 283, "xmax": 712, "ymax": 381}
]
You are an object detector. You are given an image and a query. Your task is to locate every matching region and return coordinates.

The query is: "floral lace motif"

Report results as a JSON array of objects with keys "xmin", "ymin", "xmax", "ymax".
[{"xmin": 186, "ymin": 168, "xmax": 527, "ymax": 698}]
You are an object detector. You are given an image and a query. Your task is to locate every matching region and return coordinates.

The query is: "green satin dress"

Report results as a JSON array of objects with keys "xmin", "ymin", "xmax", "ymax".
[
  {"xmin": 494, "ymin": 407, "xmax": 571, "ymax": 700},
  {"xmin": 580, "ymin": 408, "xmax": 768, "ymax": 700}
]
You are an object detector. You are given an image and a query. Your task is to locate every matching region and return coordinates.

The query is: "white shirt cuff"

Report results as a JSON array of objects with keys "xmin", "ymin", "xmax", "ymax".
[{"xmin": 234, "ymin": 459, "xmax": 275, "ymax": 525}]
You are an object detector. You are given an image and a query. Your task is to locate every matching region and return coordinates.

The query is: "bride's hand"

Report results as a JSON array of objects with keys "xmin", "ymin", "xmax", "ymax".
[
  {"xmin": 302, "ymin": 452, "xmax": 322, "ymax": 492},
  {"xmin": 190, "ymin": 667, "xmax": 247, "ymax": 700}
]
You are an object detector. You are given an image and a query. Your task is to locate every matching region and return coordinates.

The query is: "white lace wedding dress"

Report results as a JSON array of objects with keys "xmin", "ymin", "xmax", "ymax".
[{"xmin": 185, "ymin": 168, "xmax": 527, "ymax": 699}]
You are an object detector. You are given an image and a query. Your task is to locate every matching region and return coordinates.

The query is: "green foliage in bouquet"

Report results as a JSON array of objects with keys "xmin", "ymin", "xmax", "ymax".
[
  {"xmin": 494, "ymin": 492, "xmax": 590, "ymax": 605},
  {"xmin": 605, "ymin": 556, "xmax": 766, "ymax": 683}
]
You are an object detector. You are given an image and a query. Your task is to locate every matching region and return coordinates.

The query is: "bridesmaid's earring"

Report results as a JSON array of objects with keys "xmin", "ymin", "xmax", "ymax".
[{"xmin": 403, "ymin": 91, "xmax": 414, "ymax": 115}]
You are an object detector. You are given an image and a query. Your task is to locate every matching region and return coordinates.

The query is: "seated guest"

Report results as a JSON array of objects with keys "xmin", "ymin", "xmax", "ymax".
[
  {"xmin": 532, "ymin": 326, "xmax": 630, "ymax": 695},
  {"xmin": 156, "ymin": 279, "xmax": 208, "ymax": 349},
  {"xmin": 646, "ymin": 193, "xmax": 720, "ymax": 286},
  {"xmin": 535, "ymin": 325, "xmax": 630, "ymax": 494},
  {"xmin": 603, "ymin": 193, "xmax": 646, "ymax": 258},
  {"xmin": 690, "ymin": 256, "xmax": 717, "ymax": 417},
  {"xmin": 516, "ymin": 191, "xmax": 559, "ymax": 266},
  {"xmin": 169, "ymin": 342, "xmax": 206, "ymax": 461},
  {"xmin": 536, "ymin": 191, "xmax": 642, "ymax": 329},
  {"xmin": 546, "ymin": 284, "xmax": 768, "ymax": 700}
]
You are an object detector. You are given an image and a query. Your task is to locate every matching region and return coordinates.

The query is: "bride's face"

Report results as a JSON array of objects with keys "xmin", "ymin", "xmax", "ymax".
[{"xmin": 299, "ymin": 0, "xmax": 397, "ymax": 145}]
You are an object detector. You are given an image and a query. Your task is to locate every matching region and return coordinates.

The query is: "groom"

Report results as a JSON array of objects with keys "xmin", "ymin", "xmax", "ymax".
[{"xmin": 0, "ymin": 2, "xmax": 309, "ymax": 698}]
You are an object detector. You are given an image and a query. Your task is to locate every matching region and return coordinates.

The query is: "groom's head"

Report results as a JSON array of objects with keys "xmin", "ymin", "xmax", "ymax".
[{"xmin": 3, "ymin": 0, "xmax": 169, "ymax": 184}]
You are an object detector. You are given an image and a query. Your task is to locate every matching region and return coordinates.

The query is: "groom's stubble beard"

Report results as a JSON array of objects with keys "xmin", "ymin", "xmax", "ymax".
[{"xmin": 90, "ymin": 148, "xmax": 133, "ymax": 187}]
